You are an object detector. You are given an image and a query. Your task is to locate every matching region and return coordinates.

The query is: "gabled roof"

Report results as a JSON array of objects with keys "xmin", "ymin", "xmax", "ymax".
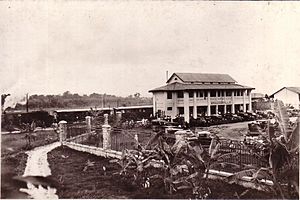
[
  {"xmin": 287, "ymin": 87, "xmax": 300, "ymax": 94},
  {"xmin": 271, "ymin": 87, "xmax": 300, "ymax": 97},
  {"xmin": 167, "ymin": 73, "xmax": 236, "ymax": 84},
  {"xmin": 149, "ymin": 82, "xmax": 254, "ymax": 93}
]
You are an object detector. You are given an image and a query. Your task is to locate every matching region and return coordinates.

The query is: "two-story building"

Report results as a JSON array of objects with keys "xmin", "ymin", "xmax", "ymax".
[{"xmin": 149, "ymin": 73, "xmax": 254, "ymax": 122}]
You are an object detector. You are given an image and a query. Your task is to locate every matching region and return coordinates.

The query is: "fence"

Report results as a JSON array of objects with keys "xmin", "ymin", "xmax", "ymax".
[
  {"xmin": 61, "ymin": 117, "xmax": 271, "ymax": 169},
  {"xmin": 111, "ymin": 128, "xmax": 137, "ymax": 151},
  {"xmin": 217, "ymin": 140, "xmax": 269, "ymax": 168},
  {"xmin": 66, "ymin": 122, "xmax": 87, "ymax": 139}
]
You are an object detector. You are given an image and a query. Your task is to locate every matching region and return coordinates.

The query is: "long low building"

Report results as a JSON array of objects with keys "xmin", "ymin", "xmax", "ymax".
[{"xmin": 149, "ymin": 73, "xmax": 254, "ymax": 122}]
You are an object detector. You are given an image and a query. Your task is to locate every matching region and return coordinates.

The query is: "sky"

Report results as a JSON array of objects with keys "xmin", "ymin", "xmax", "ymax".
[{"xmin": 1, "ymin": 1, "xmax": 300, "ymax": 100}]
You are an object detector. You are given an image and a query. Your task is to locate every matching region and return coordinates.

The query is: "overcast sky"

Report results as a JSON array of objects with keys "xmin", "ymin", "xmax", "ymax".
[{"xmin": 1, "ymin": 1, "xmax": 300, "ymax": 98}]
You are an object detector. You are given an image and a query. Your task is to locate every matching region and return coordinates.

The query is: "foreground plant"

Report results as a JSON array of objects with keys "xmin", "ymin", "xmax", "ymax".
[
  {"xmin": 228, "ymin": 100, "xmax": 299, "ymax": 199},
  {"xmin": 113, "ymin": 131, "xmax": 240, "ymax": 199}
]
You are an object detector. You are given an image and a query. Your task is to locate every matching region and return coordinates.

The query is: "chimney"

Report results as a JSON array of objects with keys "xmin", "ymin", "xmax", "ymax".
[{"xmin": 166, "ymin": 70, "xmax": 169, "ymax": 82}]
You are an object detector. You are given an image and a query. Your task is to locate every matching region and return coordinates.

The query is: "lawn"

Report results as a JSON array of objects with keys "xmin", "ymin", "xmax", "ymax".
[
  {"xmin": 1, "ymin": 129, "xmax": 59, "ymax": 199},
  {"xmin": 48, "ymin": 146, "xmax": 276, "ymax": 199}
]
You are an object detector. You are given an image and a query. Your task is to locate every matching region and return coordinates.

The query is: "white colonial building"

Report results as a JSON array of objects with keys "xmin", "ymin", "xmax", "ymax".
[
  {"xmin": 270, "ymin": 87, "xmax": 300, "ymax": 109},
  {"xmin": 149, "ymin": 73, "xmax": 254, "ymax": 122}
]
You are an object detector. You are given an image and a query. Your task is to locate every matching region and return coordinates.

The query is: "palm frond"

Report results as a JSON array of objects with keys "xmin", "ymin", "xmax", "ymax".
[
  {"xmin": 252, "ymin": 167, "xmax": 272, "ymax": 181},
  {"xmin": 274, "ymin": 100, "xmax": 290, "ymax": 141},
  {"xmin": 209, "ymin": 137, "xmax": 219, "ymax": 157},
  {"xmin": 287, "ymin": 117, "xmax": 299, "ymax": 152},
  {"xmin": 227, "ymin": 169, "xmax": 257, "ymax": 184},
  {"xmin": 216, "ymin": 152, "xmax": 239, "ymax": 162}
]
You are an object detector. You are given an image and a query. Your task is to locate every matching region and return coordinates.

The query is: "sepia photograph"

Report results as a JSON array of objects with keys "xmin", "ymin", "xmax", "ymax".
[{"xmin": 1, "ymin": 1, "xmax": 299, "ymax": 199}]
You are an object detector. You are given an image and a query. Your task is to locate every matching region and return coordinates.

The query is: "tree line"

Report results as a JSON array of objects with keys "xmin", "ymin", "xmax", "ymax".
[{"xmin": 2, "ymin": 91, "xmax": 152, "ymax": 111}]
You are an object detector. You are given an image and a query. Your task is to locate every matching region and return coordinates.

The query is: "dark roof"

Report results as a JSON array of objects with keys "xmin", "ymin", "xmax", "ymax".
[
  {"xmin": 149, "ymin": 82, "xmax": 254, "ymax": 92},
  {"xmin": 167, "ymin": 73, "xmax": 236, "ymax": 83},
  {"xmin": 287, "ymin": 87, "xmax": 300, "ymax": 94},
  {"xmin": 251, "ymin": 93, "xmax": 265, "ymax": 99},
  {"xmin": 270, "ymin": 87, "xmax": 300, "ymax": 97}
]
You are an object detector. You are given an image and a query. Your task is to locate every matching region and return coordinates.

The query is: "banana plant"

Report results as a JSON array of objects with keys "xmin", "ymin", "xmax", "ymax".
[
  {"xmin": 117, "ymin": 130, "xmax": 242, "ymax": 198},
  {"xmin": 227, "ymin": 100, "xmax": 299, "ymax": 199}
]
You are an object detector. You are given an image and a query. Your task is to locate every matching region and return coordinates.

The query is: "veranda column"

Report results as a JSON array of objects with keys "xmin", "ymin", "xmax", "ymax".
[
  {"xmin": 152, "ymin": 95, "xmax": 156, "ymax": 117},
  {"xmin": 216, "ymin": 105, "xmax": 219, "ymax": 115},
  {"xmin": 224, "ymin": 90, "xmax": 227, "ymax": 114},
  {"xmin": 85, "ymin": 116, "xmax": 92, "ymax": 134},
  {"xmin": 248, "ymin": 90, "xmax": 252, "ymax": 111},
  {"xmin": 183, "ymin": 91, "xmax": 190, "ymax": 123},
  {"xmin": 231, "ymin": 91, "xmax": 235, "ymax": 113},
  {"xmin": 193, "ymin": 91, "xmax": 197, "ymax": 119},
  {"xmin": 207, "ymin": 91, "xmax": 211, "ymax": 116},
  {"xmin": 102, "ymin": 114, "xmax": 111, "ymax": 149},
  {"xmin": 172, "ymin": 92, "xmax": 177, "ymax": 120},
  {"xmin": 58, "ymin": 120, "xmax": 67, "ymax": 144},
  {"xmin": 243, "ymin": 90, "xmax": 246, "ymax": 112}
]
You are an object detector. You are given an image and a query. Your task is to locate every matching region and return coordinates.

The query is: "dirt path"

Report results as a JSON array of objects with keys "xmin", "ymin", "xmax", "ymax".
[{"xmin": 21, "ymin": 142, "xmax": 60, "ymax": 199}]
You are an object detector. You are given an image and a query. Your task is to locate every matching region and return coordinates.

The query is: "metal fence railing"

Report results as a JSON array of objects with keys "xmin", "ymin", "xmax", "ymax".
[
  {"xmin": 67, "ymin": 122, "xmax": 87, "ymax": 139},
  {"xmin": 213, "ymin": 140, "xmax": 269, "ymax": 168},
  {"xmin": 111, "ymin": 128, "xmax": 137, "ymax": 151}
]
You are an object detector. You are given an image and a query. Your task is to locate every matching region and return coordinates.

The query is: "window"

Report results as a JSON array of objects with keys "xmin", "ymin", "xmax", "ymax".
[
  {"xmin": 189, "ymin": 91, "xmax": 194, "ymax": 98},
  {"xmin": 226, "ymin": 90, "xmax": 231, "ymax": 96},
  {"xmin": 167, "ymin": 107, "xmax": 172, "ymax": 111},
  {"xmin": 167, "ymin": 92, "xmax": 172, "ymax": 99},
  {"xmin": 200, "ymin": 91, "xmax": 204, "ymax": 97},
  {"xmin": 177, "ymin": 91, "xmax": 184, "ymax": 98},
  {"xmin": 211, "ymin": 90, "xmax": 216, "ymax": 97}
]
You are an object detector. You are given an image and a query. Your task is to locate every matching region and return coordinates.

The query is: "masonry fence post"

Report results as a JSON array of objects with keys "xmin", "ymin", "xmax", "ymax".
[
  {"xmin": 85, "ymin": 116, "xmax": 92, "ymax": 134},
  {"xmin": 58, "ymin": 120, "xmax": 67, "ymax": 145},
  {"xmin": 102, "ymin": 114, "xmax": 111, "ymax": 149}
]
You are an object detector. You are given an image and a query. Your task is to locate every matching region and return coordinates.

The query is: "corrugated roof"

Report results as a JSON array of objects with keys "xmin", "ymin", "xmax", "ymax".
[
  {"xmin": 149, "ymin": 82, "xmax": 254, "ymax": 92},
  {"xmin": 167, "ymin": 73, "xmax": 236, "ymax": 83}
]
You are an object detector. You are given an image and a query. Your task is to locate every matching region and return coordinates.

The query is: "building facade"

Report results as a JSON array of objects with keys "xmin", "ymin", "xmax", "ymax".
[
  {"xmin": 270, "ymin": 87, "xmax": 300, "ymax": 109},
  {"xmin": 149, "ymin": 73, "xmax": 254, "ymax": 122}
]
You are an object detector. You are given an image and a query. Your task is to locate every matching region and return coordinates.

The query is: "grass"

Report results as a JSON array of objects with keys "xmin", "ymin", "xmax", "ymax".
[
  {"xmin": 1, "ymin": 130, "xmax": 59, "ymax": 156},
  {"xmin": 1, "ymin": 129, "xmax": 59, "ymax": 198}
]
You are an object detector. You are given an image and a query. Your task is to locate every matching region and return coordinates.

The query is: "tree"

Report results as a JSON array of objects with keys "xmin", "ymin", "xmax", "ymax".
[
  {"xmin": 134, "ymin": 92, "xmax": 141, "ymax": 98},
  {"xmin": 62, "ymin": 91, "xmax": 72, "ymax": 97},
  {"xmin": 1, "ymin": 94, "xmax": 10, "ymax": 107}
]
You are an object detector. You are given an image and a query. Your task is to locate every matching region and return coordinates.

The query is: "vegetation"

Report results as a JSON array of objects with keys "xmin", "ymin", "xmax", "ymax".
[
  {"xmin": 111, "ymin": 100, "xmax": 299, "ymax": 199},
  {"xmin": 228, "ymin": 100, "xmax": 299, "ymax": 199},
  {"xmin": 3, "ymin": 92, "xmax": 152, "ymax": 111},
  {"xmin": 112, "ymin": 132, "xmax": 241, "ymax": 199},
  {"xmin": 1, "ymin": 129, "xmax": 59, "ymax": 198}
]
